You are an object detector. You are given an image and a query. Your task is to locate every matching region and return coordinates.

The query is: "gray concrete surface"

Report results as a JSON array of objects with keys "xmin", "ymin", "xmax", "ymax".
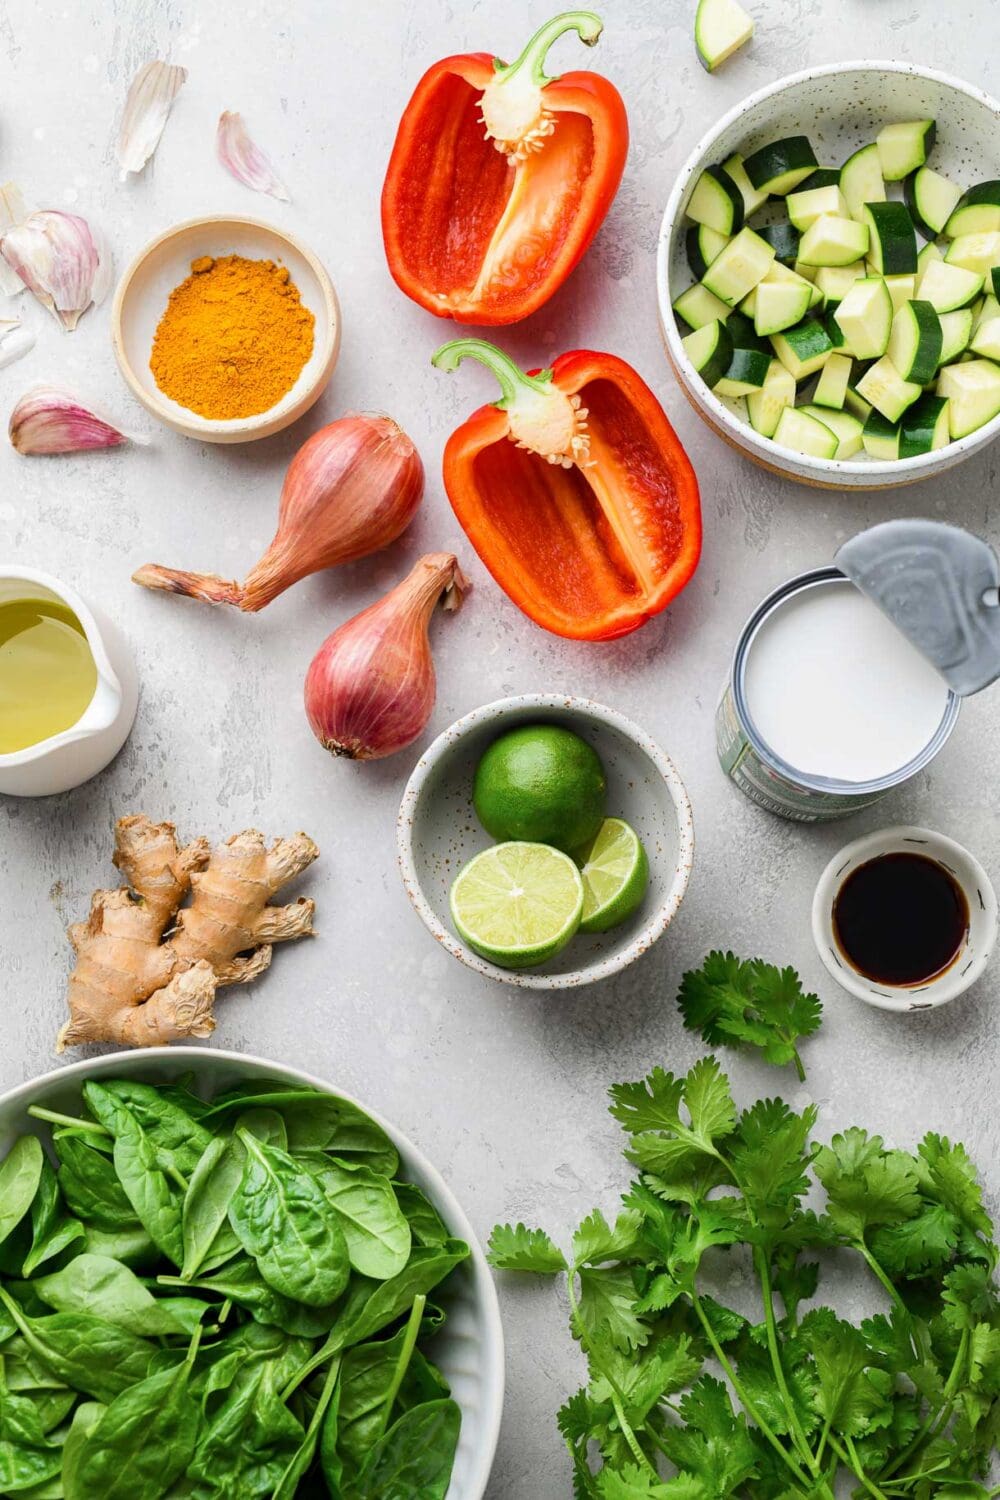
[{"xmin": 1, "ymin": 2, "xmax": 998, "ymax": 1493}]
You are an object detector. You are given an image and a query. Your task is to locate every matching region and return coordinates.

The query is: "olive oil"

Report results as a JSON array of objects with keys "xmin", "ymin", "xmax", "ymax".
[{"xmin": 0, "ymin": 598, "xmax": 97, "ymax": 753}]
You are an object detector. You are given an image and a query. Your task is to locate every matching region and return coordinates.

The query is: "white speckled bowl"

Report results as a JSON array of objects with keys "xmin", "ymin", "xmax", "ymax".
[
  {"xmin": 658, "ymin": 61, "xmax": 1000, "ymax": 489},
  {"xmin": 397, "ymin": 695, "xmax": 694, "ymax": 990},
  {"xmin": 811, "ymin": 825, "xmax": 998, "ymax": 1011},
  {"xmin": 0, "ymin": 1048, "xmax": 504, "ymax": 1500}
]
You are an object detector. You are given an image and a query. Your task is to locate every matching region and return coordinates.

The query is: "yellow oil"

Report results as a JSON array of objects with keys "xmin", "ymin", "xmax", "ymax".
[{"xmin": 0, "ymin": 598, "xmax": 98, "ymax": 753}]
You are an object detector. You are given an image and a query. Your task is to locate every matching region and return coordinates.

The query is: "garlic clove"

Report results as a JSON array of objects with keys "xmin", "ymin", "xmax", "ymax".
[
  {"xmin": 217, "ymin": 111, "xmax": 290, "ymax": 202},
  {"xmin": 0, "ymin": 182, "xmax": 30, "ymax": 297},
  {"xmin": 0, "ymin": 319, "xmax": 35, "ymax": 370},
  {"xmin": 0, "ymin": 210, "xmax": 112, "ymax": 331},
  {"xmin": 117, "ymin": 59, "xmax": 188, "ymax": 179},
  {"xmin": 9, "ymin": 386, "xmax": 139, "ymax": 455}
]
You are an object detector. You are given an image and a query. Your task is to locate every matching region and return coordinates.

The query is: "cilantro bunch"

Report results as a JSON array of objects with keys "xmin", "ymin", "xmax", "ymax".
[{"xmin": 489, "ymin": 1055, "xmax": 1000, "ymax": 1498}]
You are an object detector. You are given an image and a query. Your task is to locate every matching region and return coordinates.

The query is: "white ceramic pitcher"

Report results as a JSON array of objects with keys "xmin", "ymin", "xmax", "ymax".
[{"xmin": 0, "ymin": 566, "xmax": 139, "ymax": 797}]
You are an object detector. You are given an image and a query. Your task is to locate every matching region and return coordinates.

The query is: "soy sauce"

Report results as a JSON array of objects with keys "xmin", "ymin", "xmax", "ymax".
[{"xmin": 833, "ymin": 852, "xmax": 969, "ymax": 987}]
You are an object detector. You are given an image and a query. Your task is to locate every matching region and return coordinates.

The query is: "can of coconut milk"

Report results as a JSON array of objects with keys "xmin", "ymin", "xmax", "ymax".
[{"xmin": 717, "ymin": 565, "xmax": 962, "ymax": 822}]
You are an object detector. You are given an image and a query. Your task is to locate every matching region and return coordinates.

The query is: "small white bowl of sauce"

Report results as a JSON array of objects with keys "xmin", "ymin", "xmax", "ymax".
[{"xmin": 812, "ymin": 826, "xmax": 998, "ymax": 1012}]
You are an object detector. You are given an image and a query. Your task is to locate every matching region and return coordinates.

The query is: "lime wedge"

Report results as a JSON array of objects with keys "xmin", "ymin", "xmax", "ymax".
[
  {"xmin": 450, "ymin": 841, "xmax": 584, "ymax": 969},
  {"xmin": 576, "ymin": 818, "xmax": 649, "ymax": 933}
]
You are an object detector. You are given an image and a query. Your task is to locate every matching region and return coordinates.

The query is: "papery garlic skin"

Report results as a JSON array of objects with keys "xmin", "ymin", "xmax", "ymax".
[
  {"xmin": 0, "ymin": 210, "xmax": 111, "ymax": 331},
  {"xmin": 9, "ymin": 387, "xmax": 130, "ymax": 455},
  {"xmin": 217, "ymin": 111, "xmax": 290, "ymax": 202},
  {"xmin": 0, "ymin": 320, "xmax": 35, "ymax": 371},
  {"xmin": 0, "ymin": 183, "xmax": 30, "ymax": 297},
  {"xmin": 118, "ymin": 60, "xmax": 188, "ymax": 178}
]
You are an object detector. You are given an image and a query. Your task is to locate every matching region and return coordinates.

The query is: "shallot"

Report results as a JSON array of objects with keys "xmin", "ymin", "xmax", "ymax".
[
  {"xmin": 305, "ymin": 552, "xmax": 469, "ymax": 760},
  {"xmin": 133, "ymin": 414, "xmax": 424, "ymax": 611}
]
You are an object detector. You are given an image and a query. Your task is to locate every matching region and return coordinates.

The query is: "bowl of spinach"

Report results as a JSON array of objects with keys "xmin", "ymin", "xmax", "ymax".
[{"xmin": 0, "ymin": 1047, "xmax": 505, "ymax": 1499}]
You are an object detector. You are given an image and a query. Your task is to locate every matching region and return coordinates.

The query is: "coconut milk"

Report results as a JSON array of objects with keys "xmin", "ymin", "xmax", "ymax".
[{"xmin": 718, "ymin": 569, "xmax": 961, "ymax": 821}]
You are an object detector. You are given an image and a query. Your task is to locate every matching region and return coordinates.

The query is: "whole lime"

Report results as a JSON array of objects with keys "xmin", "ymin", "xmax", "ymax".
[{"xmin": 473, "ymin": 724, "xmax": 607, "ymax": 853}]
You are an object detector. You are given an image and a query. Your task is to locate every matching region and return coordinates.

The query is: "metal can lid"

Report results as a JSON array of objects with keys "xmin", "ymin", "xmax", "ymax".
[{"xmin": 835, "ymin": 519, "xmax": 1000, "ymax": 698}]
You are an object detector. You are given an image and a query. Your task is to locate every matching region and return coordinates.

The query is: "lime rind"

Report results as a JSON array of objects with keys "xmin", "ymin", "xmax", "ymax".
[
  {"xmin": 576, "ymin": 818, "xmax": 650, "ymax": 934},
  {"xmin": 450, "ymin": 841, "xmax": 584, "ymax": 969}
]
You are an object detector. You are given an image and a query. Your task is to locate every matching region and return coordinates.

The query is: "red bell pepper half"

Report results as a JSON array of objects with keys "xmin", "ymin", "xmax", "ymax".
[
  {"xmin": 381, "ymin": 11, "xmax": 628, "ymax": 325},
  {"xmin": 432, "ymin": 339, "xmax": 702, "ymax": 641}
]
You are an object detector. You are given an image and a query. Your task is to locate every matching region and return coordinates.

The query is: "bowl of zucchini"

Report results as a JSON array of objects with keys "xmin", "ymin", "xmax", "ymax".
[{"xmin": 658, "ymin": 60, "xmax": 1000, "ymax": 488}]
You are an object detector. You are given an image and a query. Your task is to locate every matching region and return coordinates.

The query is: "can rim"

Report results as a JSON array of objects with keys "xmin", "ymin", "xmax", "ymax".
[{"xmin": 731, "ymin": 568, "xmax": 962, "ymax": 798}]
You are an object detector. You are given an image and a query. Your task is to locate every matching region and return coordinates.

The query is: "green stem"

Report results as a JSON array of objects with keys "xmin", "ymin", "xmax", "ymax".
[
  {"xmin": 830, "ymin": 1433, "xmax": 889, "ymax": 1500},
  {"xmin": 566, "ymin": 1272, "xmax": 657, "ymax": 1478},
  {"xmin": 690, "ymin": 1289, "xmax": 816, "ymax": 1493},
  {"xmin": 755, "ymin": 1245, "xmax": 817, "ymax": 1472},
  {"xmin": 374, "ymin": 1295, "xmax": 425, "ymax": 1441},
  {"xmin": 431, "ymin": 338, "xmax": 552, "ymax": 410},
  {"xmin": 493, "ymin": 11, "xmax": 603, "ymax": 87},
  {"xmin": 814, "ymin": 1415, "xmax": 832, "ymax": 1467},
  {"xmin": 880, "ymin": 1328, "xmax": 969, "ymax": 1481},
  {"xmin": 791, "ymin": 1049, "xmax": 806, "ymax": 1083},
  {"xmin": 27, "ymin": 1106, "xmax": 109, "ymax": 1137}
]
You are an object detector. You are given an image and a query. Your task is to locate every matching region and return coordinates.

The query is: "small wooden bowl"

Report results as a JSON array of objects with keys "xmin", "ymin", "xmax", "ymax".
[{"xmin": 112, "ymin": 215, "xmax": 341, "ymax": 444}]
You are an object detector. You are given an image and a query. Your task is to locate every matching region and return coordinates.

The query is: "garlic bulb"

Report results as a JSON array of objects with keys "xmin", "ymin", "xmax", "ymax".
[
  {"xmin": 9, "ymin": 387, "xmax": 134, "ymax": 455},
  {"xmin": 0, "ymin": 210, "xmax": 112, "ymax": 331},
  {"xmin": 118, "ymin": 60, "xmax": 188, "ymax": 178},
  {"xmin": 217, "ymin": 111, "xmax": 290, "ymax": 202}
]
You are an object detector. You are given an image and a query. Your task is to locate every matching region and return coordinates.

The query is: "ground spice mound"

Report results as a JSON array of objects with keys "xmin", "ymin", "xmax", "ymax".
[{"xmin": 150, "ymin": 253, "xmax": 315, "ymax": 420}]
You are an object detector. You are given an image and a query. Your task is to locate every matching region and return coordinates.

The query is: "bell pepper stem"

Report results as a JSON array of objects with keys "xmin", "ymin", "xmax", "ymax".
[
  {"xmin": 432, "ymin": 338, "xmax": 552, "ymax": 411},
  {"xmin": 494, "ymin": 11, "xmax": 604, "ymax": 87}
]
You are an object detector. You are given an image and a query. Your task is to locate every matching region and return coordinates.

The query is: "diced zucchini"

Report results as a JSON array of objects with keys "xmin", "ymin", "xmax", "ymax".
[
  {"xmin": 716, "ymin": 392, "xmax": 748, "ymax": 421},
  {"xmin": 844, "ymin": 379, "xmax": 874, "ymax": 421},
  {"xmin": 674, "ymin": 283, "xmax": 732, "ymax": 329},
  {"xmin": 753, "ymin": 277, "xmax": 813, "ymax": 335},
  {"xmin": 863, "ymin": 202, "xmax": 917, "ymax": 274},
  {"xmin": 812, "ymin": 351, "xmax": 853, "ymax": 409},
  {"xmin": 834, "ymin": 276, "xmax": 893, "ymax": 359},
  {"xmin": 938, "ymin": 308, "xmax": 975, "ymax": 364},
  {"xmin": 975, "ymin": 294, "xmax": 1000, "ymax": 329},
  {"xmin": 862, "ymin": 409, "xmax": 901, "ymax": 460},
  {"xmin": 944, "ymin": 232, "xmax": 1000, "ymax": 278},
  {"xmin": 746, "ymin": 359, "xmax": 795, "ymax": 437},
  {"xmin": 970, "ymin": 316, "xmax": 1000, "ymax": 362},
  {"xmin": 876, "ymin": 120, "xmax": 936, "ymax": 182},
  {"xmin": 686, "ymin": 225, "xmax": 730, "ymax": 279},
  {"xmin": 770, "ymin": 318, "xmax": 834, "ymax": 379},
  {"xmin": 756, "ymin": 221, "xmax": 800, "ymax": 264},
  {"xmin": 944, "ymin": 181, "xmax": 1000, "ymax": 238},
  {"xmin": 714, "ymin": 345, "xmax": 772, "ymax": 396},
  {"xmin": 904, "ymin": 166, "xmax": 963, "ymax": 238},
  {"xmin": 743, "ymin": 135, "xmax": 818, "ymax": 196},
  {"xmin": 799, "ymin": 404, "xmax": 864, "ymax": 457},
  {"xmin": 796, "ymin": 167, "xmax": 841, "ymax": 192},
  {"xmin": 856, "ymin": 354, "xmax": 923, "ymax": 422},
  {"xmin": 695, "ymin": 0, "xmax": 754, "ymax": 72},
  {"xmin": 722, "ymin": 153, "xmax": 770, "ymax": 216},
  {"xmin": 687, "ymin": 165, "xmax": 745, "ymax": 236},
  {"xmin": 916, "ymin": 259, "xmax": 984, "ymax": 313},
  {"xmin": 682, "ymin": 319, "xmax": 734, "ymax": 388},
  {"xmin": 743, "ymin": 262, "xmax": 820, "ymax": 317},
  {"xmin": 797, "ymin": 214, "xmax": 869, "ymax": 267},
  {"xmin": 937, "ymin": 360, "xmax": 1000, "ymax": 438},
  {"xmin": 726, "ymin": 310, "xmax": 771, "ymax": 353},
  {"xmin": 824, "ymin": 305, "xmax": 849, "ymax": 351},
  {"xmin": 916, "ymin": 240, "xmax": 943, "ymax": 275},
  {"xmin": 899, "ymin": 394, "xmax": 951, "ymax": 457},
  {"xmin": 702, "ymin": 227, "xmax": 776, "ymax": 305},
  {"xmin": 791, "ymin": 263, "xmax": 824, "ymax": 302},
  {"xmin": 887, "ymin": 299, "xmax": 943, "ymax": 384},
  {"xmin": 993, "ymin": 266, "xmax": 1000, "ymax": 300},
  {"xmin": 883, "ymin": 274, "xmax": 917, "ymax": 313},
  {"xmin": 772, "ymin": 406, "xmax": 838, "ymax": 458},
  {"xmin": 840, "ymin": 143, "xmax": 885, "ymax": 222},
  {"xmin": 786, "ymin": 185, "xmax": 849, "ymax": 231},
  {"xmin": 814, "ymin": 262, "xmax": 865, "ymax": 304}
]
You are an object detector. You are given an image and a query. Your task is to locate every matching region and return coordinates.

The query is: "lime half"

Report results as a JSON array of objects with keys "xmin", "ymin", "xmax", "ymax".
[
  {"xmin": 450, "ymin": 841, "xmax": 584, "ymax": 969},
  {"xmin": 576, "ymin": 818, "xmax": 649, "ymax": 933}
]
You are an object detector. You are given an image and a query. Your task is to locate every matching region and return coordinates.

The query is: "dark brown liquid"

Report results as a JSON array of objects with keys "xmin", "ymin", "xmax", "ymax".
[{"xmin": 833, "ymin": 852, "xmax": 969, "ymax": 987}]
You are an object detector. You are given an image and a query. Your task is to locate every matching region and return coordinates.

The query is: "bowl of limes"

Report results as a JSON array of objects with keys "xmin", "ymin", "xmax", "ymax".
[{"xmin": 396, "ymin": 695, "xmax": 695, "ymax": 989}]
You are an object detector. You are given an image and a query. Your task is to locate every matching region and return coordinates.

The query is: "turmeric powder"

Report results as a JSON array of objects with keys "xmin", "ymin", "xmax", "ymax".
[{"xmin": 150, "ymin": 254, "xmax": 315, "ymax": 420}]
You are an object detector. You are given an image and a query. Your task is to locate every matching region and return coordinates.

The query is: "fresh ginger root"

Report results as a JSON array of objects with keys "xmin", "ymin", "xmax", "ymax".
[{"xmin": 57, "ymin": 815, "xmax": 318, "ymax": 1052}]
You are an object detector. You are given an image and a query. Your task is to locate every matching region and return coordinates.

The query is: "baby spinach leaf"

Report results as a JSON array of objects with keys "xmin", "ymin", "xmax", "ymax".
[
  {"xmin": 54, "ymin": 1137, "xmax": 138, "ymax": 1233},
  {"xmin": 60, "ymin": 1401, "xmax": 104, "ymax": 1500},
  {"xmin": 159, "ymin": 1259, "xmax": 341, "ymax": 1339},
  {"xmin": 0, "ymin": 1289, "xmax": 154, "ymax": 1404},
  {"xmin": 320, "ymin": 1325, "xmax": 450, "ymax": 1482},
  {"xmin": 185, "ymin": 1361, "xmax": 305, "ymax": 1500},
  {"xmin": 67, "ymin": 1329, "xmax": 201, "ymax": 1500},
  {"xmin": 180, "ymin": 1110, "xmax": 289, "ymax": 1283},
  {"xmin": 0, "ymin": 1363, "xmax": 63, "ymax": 1495},
  {"xmin": 83, "ymin": 1080, "xmax": 212, "ymax": 1179},
  {"xmin": 107, "ymin": 1110, "xmax": 184, "ymax": 1266},
  {"xmin": 23, "ymin": 1388, "xmax": 75, "ymax": 1434},
  {"xmin": 204, "ymin": 1087, "xmax": 398, "ymax": 1173},
  {"xmin": 311, "ymin": 1161, "xmax": 411, "ymax": 1281},
  {"xmin": 271, "ymin": 1355, "xmax": 341, "ymax": 1500},
  {"xmin": 0, "ymin": 1138, "xmax": 45, "ymax": 1248},
  {"xmin": 78, "ymin": 1224, "xmax": 157, "ymax": 1269},
  {"xmin": 392, "ymin": 1184, "xmax": 450, "ymax": 1248},
  {"xmin": 22, "ymin": 1160, "xmax": 84, "ymax": 1279},
  {"xmin": 32, "ymin": 1255, "xmax": 209, "ymax": 1337},
  {"xmin": 349, "ymin": 1397, "xmax": 460, "ymax": 1499},
  {"xmin": 228, "ymin": 1133, "xmax": 350, "ymax": 1308}
]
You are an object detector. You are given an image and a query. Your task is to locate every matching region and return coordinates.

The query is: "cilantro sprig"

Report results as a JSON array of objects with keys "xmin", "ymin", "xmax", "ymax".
[
  {"xmin": 678, "ymin": 951, "xmax": 823, "ymax": 1080},
  {"xmin": 489, "ymin": 1056, "xmax": 1000, "ymax": 1498}
]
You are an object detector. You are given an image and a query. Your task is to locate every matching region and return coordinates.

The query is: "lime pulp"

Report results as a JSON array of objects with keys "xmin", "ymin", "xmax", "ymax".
[{"xmin": 450, "ymin": 841, "xmax": 585, "ymax": 969}]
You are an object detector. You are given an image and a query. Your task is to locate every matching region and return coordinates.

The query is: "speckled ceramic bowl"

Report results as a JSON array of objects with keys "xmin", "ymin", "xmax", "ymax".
[
  {"xmin": 658, "ymin": 61, "xmax": 1000, "ymax": 489},
  {"xmin": 0, "ymin": 1048, "xmax": 504, "ymax": 1500},
  {"xmin": 811, "ymin": 825, "xmax": 998, "ymax": 1011},
  {"xmin": 396, "ymin": 695, "xmax": 694, "ymax": 990}
]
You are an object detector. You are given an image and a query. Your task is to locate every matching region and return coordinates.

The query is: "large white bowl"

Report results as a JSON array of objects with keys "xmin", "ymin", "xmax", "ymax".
[
  {"xmin": 0, "ymin": 1047, "xmax": 504, "ymax": 1500},
  {"xmin": 658, "ymin": 61, "xmax": 1000, "ymax": 490},
  {"xmin": 397, "ymin": 694, "xmax": 695, "ymax": 990}
]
